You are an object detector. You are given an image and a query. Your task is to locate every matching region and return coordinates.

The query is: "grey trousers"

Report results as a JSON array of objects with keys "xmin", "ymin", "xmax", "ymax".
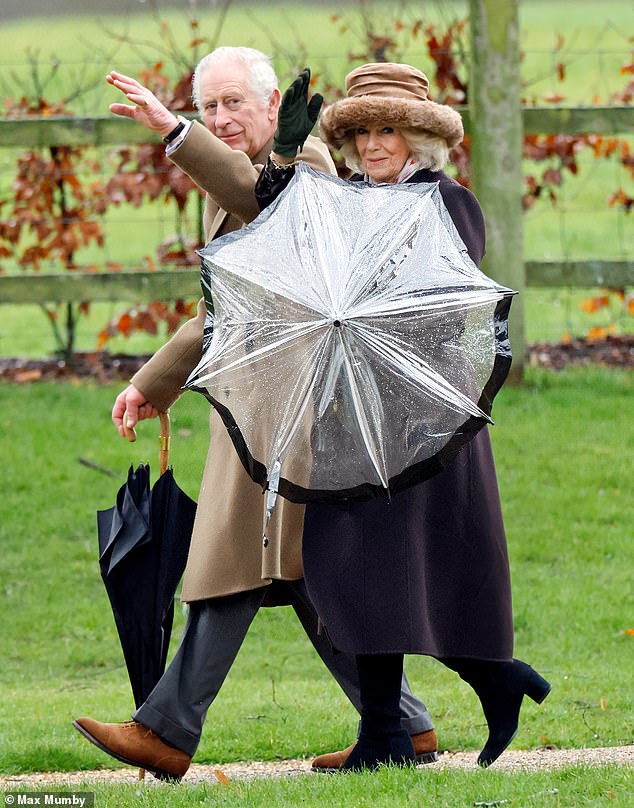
[{"xmin": 133, "ymin": 579, "xmax": 433, "ymax": 756}]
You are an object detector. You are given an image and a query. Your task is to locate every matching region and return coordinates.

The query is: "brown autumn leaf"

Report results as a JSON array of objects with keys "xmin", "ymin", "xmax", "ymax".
[
  {"xmin": 587, "ymin": 326, "xmax": 608, "ymax": 341},
  {"xmin": 96, "ymin": 330, "xmax": 110, "ymax": 351},
  {"xmin": 542, "ymin": 92, "xmax": 566, "ymax": 104},
  {"xmin": 600, "ymin": 698, "xmax": 607, "ymax": 711},
  {"xmin": 543, "ymin": 168, "xmax": 562, "ymax": 186},
  {"xmin": 117, "ymin": 312, "xmax": 132, "ymax": 336},
  {"xmin": 212, "ymin": 768, "xmax": 230, "ymax": 785},
  {"xmin": 15, "ymin": 369, "xmax": 43, "ymax": 383},
  {"xmin": 522, "ymin": 194, "xmax": 537, "ymax": 211},
  {"xmin": 581, "ymin": 296, "xmax": 610, "ymax": 313},
  {"xmin": 135, "ymin": 310, "xmax": 158, "ymax": 336}
]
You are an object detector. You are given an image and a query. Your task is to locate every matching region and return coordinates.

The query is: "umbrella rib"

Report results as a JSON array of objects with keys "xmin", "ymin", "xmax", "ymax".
[
  {"xmin": 293, "ymin": 181, "xmax": 346, "ymax": 314},
  {"xmin": 208, "ymin": 265, "xmax": 330, "ymax": 319},
  {"xmin": 348, "ymin": 322, "xmax": 491, "ymax": 422},
  {"xmin": 274, "ymin": 328, "xmax": 333, "ymax": 460},
  {"xmin": 339, "ymin": 331, "xmax": 389, "ymax": 490},
  {"xmin": 349, "ymin": 286, "xmax": 509, "ymax": 320},
  {"xmin": 341, "ymin": 197, "xmax": 427, "ymax": 312},
  {"xmin": 190, "ymin": 320, "xmax": 327, "ymax": 385}
]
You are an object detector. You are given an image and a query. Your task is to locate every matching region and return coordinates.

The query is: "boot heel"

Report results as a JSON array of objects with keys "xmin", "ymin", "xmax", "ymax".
[{"xmin": 524, "ymin": 669, "xmax": 551, "ymax": 704}]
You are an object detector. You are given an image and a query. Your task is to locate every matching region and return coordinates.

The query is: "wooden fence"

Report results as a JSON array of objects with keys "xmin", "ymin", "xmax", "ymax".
[{"xmin": 0, "ymin": 107, "xmax": 632, "ymax": 306}]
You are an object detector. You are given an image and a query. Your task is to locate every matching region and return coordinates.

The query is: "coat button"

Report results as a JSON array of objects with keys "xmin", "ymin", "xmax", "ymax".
[{"xmin": 263, "ymin": 537, "xmax": 269, "ymax": 547}]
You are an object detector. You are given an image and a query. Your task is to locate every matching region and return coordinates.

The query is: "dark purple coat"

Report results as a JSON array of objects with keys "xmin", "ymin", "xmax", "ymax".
[{"xmin": 301, "ymin": 169, "xmax": 514, "ymax": 660}]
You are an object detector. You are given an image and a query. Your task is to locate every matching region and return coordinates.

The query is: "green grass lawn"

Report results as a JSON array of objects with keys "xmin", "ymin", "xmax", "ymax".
[
  {"xmin": 4, "ymin": 766, "xmax": 632, "ymax": 807},
  {"xmin": 0, "ymin": 368, "xmax": 632, "ymax": 792}
]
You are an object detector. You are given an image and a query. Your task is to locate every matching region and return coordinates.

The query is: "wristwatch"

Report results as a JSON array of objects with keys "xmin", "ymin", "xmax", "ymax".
[{"xmin": 163, "ymin": 121, "xmax": 186, "ymax": 144}]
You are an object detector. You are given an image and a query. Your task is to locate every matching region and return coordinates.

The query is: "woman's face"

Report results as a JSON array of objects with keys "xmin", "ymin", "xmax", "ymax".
[{"xmin": 354, "ymin": 126, "xmax": 410, "ymax": 183}]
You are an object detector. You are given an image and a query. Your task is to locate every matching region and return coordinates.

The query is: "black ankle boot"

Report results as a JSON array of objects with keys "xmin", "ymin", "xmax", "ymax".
[
  {"xmin": 341, "ymin": 653, "xmax": 416, "ymax": 772},
  {"xmin": 342, "ymin": 727, "xmax": 416, "ymax": 772},
  {"xmin": 443, "ymin": 657, "xmax": 551, "ymax": 767}
]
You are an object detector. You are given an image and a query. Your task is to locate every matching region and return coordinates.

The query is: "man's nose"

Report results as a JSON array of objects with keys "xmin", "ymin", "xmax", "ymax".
[{"xmin": 214, "ymin": 102, "xmax": 232, "ymax": 128}]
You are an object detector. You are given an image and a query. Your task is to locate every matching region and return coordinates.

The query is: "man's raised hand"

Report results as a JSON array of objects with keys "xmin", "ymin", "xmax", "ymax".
[{"xmin": 106, "ymin": 71, "xmax": 179, "ymax": 138}]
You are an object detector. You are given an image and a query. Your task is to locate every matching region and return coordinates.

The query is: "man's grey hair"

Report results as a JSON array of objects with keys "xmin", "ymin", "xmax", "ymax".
[
  {"xmin": 339, "ymin": 129, "xmax": 450, "ymax": 175},
  {"xmin": 192, "ymin": 46, "xmax": 279, "ymax": 110}
]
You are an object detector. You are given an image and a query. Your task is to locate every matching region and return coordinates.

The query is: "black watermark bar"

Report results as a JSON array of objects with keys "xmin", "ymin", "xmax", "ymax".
[{"xmin": 4, "ymin": 795, "xmax": 94, "ymax": 807}]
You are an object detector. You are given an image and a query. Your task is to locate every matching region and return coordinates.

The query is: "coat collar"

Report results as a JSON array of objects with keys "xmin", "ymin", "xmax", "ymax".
[
  {"xmin": 350, "ymin": 167, "xmax": 448, "ymax": 185},
  {"xmin": 208, "ymin": 136, "xmax": 275, "ymax": 241},
  {"xmin": 252, "ymin": 135, "xmax": 275, "ymax": 168}
]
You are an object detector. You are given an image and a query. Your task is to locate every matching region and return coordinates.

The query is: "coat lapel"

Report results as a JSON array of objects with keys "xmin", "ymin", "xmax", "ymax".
[
  {"xmin": 206, "ymin": 137, "xmax": 275, "ymax": 242},
  {"xmin": 208, "ymin": 207, "xmax": 230, "ymax": 240}
]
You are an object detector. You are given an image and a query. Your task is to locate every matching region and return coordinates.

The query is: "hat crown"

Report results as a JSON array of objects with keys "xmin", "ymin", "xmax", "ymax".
[{"xmin": 345, "ymin": 62, "xmax": 430, "ymax": 102}]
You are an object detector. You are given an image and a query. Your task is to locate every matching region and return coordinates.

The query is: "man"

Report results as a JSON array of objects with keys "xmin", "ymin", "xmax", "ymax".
[{"xmin": 73, "ymin": 47, "xmax": 436, "ymax": 780}]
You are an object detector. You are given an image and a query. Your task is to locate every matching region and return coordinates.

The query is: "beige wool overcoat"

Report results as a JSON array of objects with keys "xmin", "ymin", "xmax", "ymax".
[{"xmin": 131, "ymin": 121, "xmax": 336, "ymax": 602}]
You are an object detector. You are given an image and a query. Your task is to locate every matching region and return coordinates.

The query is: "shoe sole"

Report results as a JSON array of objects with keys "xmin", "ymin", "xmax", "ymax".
[
  {"xmin": 313, "ymin": 750, "xmax": 439, "ymax": 772},
  {"xmin": 72, "ymin": 720, "xmax": 183, "ymax": 782},
  {"xmin": 477, "ymin": 680, "xmax": 552, "ymax": 767}
]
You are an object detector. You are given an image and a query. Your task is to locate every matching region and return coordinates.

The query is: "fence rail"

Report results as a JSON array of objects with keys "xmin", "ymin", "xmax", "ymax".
[
  {"xmin": 0, "ymin": 108, "xmax": 632, "ymax": 307},
  {"xmin": 0, "ymin": 107, "xmax": 632, "ymax": 147},
  {"xmin": 1, "ymin": 261, "xmax": 633, "ymax": 305}
]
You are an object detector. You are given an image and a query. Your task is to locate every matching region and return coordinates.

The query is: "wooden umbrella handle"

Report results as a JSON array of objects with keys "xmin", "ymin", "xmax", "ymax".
[
  {"xmin": 158, "ymin": 411, "xmax": 171, "ymax": 476},
  {"xmin": 122, "ymin": 409, "xmax": 171, "ymax": 476}
]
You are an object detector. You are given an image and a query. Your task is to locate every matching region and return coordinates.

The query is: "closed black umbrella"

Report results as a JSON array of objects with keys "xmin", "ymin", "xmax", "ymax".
[{"xmin": 95, "ymin": 412, "xmax": 196, "ymax": 709}]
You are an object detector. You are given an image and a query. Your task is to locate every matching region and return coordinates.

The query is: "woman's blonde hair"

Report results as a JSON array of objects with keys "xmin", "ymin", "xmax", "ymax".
[{"xmin": 339, "ymin": 129, "xmax": 450, "ymax": 176}]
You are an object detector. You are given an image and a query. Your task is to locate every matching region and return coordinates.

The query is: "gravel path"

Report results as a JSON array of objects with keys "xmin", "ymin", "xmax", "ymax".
[{"xmin": 1, "ymin": 746, "xmax": 631, "ymax": 788}]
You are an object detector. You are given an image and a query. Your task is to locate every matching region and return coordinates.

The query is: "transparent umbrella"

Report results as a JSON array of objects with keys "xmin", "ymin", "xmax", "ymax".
[{"xmin": 187, "ymin": 164, "xmax": 516, "ymax": 507}]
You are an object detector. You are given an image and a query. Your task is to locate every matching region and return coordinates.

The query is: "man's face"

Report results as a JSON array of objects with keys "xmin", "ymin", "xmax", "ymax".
[{"xmin": 198, "ymin": 62, "xmax": 280, "ymax": 158}]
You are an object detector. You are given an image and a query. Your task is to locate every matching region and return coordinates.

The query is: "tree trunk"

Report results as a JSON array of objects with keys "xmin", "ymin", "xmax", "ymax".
[{"xmin": 468, "ymin": 0, "xmax": 525, "ymax": 382}]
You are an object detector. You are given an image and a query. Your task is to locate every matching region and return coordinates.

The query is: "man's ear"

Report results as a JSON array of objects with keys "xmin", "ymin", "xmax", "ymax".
[{"xmin": 268, "ymin": 88, "xmax": 281, "ymax": 121}]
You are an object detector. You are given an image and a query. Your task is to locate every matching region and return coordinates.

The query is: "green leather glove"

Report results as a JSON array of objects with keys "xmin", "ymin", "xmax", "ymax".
[{"xmin": 272, "ymin": 67, "xmax": 324, "ymax": 158}]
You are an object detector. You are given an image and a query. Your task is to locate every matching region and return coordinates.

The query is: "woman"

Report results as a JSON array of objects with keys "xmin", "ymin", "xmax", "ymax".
[{"xmin": 255, "ymin": 63, "xmax": 550, "ymax": 772}]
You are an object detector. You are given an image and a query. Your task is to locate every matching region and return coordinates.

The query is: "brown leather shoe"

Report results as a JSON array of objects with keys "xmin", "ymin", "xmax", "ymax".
[
  {"xmin": 311, "ymin": 728, "xmax": 438, "ymax": 771},
  {"xmin": 72, "ymin": 717, "xmax": 191, "ymax": 781}
]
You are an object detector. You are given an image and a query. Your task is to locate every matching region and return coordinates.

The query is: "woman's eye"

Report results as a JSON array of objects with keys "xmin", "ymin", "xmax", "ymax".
[
  {"xmin": 382, "ymin": 127, "xmax": 394, "ymax": 134},
  {"xmin": 356, "ymin": 127, "xmax": 368, "ymax": 135}
]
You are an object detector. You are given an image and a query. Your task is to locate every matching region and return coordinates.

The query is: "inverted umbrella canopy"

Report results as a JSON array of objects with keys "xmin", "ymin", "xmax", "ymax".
[
  {"xmin": 187, "ymin": 164, "xmax": 515, "ymax": 504},
  {"xmin": 97, "ymin": 413, "xmax": 196, "ymax": 708}
]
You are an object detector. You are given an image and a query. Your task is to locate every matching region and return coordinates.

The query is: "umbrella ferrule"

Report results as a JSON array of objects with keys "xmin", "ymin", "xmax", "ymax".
[{"xmin": 263, "ymin": 460, "xmax": 282, "ymax": 546}]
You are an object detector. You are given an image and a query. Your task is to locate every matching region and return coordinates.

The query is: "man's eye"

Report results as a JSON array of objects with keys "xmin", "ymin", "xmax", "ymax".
[
  {"xmin": 227, "ymin": 98, "xmax": 242, "ymax": 109},
  {"xmin": 205, "ymin": 103, "xmax": 217, "ymax": 112}
]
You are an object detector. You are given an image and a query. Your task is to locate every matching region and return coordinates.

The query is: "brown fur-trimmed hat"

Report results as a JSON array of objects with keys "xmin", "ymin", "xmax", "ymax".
[{"xmin": 319, "ymin": 62, "xmax": 463, "ymax": 149}]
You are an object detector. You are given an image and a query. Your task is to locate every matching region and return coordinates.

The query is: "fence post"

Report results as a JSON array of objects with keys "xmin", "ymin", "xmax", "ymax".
[{"xmin": 468, "ymin": 0, "xmax": 525, "ymax": 381}]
